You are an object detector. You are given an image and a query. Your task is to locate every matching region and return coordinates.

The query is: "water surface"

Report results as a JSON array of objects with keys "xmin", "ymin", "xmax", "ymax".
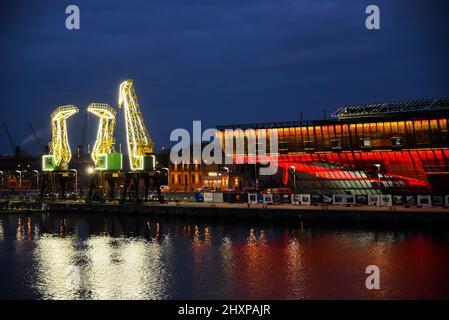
[{"xmin": 0, "ymin": 212, "xmax": 448, "ymax": 299}]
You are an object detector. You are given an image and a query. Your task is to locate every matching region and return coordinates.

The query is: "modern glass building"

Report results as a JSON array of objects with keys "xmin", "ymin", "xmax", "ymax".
[{"xmin": 217, "ymin": 98, "xmax": 449, "ymax": 195}]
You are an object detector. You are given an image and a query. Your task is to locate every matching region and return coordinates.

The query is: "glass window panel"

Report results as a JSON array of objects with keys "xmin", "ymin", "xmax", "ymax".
[
  {"xmin": 335, "ymin": 125, "xmax": 341, "ymax": 137},
  {"xmin": 315, "ymin": 126, "xmax": 322, "ymax": 148},
  {"xmin": 396, "ymin": 121, "xmax": 405, "ymax": 134},
  {"xmin": 421, "ymin": 120, "xmax": 429, "ymax": 131},
  {"xmin": 439, "ymin": 119, "xmax": 447, "ymax": 131},
  {"xmin": 370, "ymin": 123, "xmax": 378, "ymax": 138},
  {"xmin": 383, "ymin": 122, "xmax": 391, "ymax": 135},
  {"xmin": 430, "ymin": 119, "xmax": 439, "ymax": 131},
  {"xmin": 321, "ymin": 126, "xmax": 329, "ymax": 146}
]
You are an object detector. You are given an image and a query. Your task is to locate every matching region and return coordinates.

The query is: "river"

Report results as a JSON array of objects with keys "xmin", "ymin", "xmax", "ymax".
[{"xmin": 0, "ymin": 212, "xmax": 448, "ymax": 299}]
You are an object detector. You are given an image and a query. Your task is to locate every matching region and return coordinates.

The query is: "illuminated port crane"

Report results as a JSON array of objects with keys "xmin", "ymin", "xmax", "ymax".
[
  {"xmin": 118, "ymin": 80, "xmax": 161, "ymax": 203},
  {"xmin": 118, "ymin": 79, "xmax": 154, "ymax": 171},
  {"xmin": 41, "ymin": 105, "xmax": 79, "ymax": 199},
  {"xmin": 87, "ymin": 103, "xmax": 122, "ymax": 202},
  {"xmin": 87, "ymin": 103, "xmax": 118, "ymax": 166},
  {"xmin": 45, "ymin": 105, "xmax": 79, "ymax": 170}
]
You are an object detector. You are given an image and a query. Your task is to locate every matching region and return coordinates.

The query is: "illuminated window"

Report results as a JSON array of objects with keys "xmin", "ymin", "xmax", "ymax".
[
  {"xmin": 430, "ymin": 119, "xmax": 439, "ymax": 131},
  {"xmin": 383, "ymin": 122, "xmax": 392, "ymax": 135},
  {"xmin": 439, "ymin": 119, "xmax": 447, "ymax": 132},
  {"xmin": 361, "ymin": 138, "xmax": 371, "ymax": 147},
  {"xmin": 314, "ymin": 126, "xmax": 322, "ymax": 147}
]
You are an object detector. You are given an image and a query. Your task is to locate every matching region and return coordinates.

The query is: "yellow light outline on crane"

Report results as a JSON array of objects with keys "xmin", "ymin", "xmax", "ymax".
[
  {"xmin": 42, "ymin": 154, "xmax": 56, "ymax": 171},
  {"xmin": 87, "ymin": 103, "xmax": 117, "ymax": 166},
  {"xmin": 118, "ymin": 79, "xmax": 154, "ymax": 171},
  {"xmin": 50, "ymin": 105, "xmax": 79, "ymax": 170}
]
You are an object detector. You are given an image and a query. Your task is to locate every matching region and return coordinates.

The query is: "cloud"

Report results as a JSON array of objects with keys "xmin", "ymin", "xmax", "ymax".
[{"xmin": 21, "ymin": 127, "xmax": 50, "ymax": 148}]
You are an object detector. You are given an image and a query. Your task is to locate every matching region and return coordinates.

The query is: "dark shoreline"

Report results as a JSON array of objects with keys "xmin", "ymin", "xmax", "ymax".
[{"xmin": 2, "ymin": 201, "xmax": 449, "ymax": 227}]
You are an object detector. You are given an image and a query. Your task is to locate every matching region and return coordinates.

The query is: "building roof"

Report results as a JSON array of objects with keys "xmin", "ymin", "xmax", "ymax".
[
  {"xmin": 331, "ymin": 97, "xmax": 449, "ymax": 119},
  {"xmin": 216, "ymin": 97, "xmax": 449, "ymax": 130}
]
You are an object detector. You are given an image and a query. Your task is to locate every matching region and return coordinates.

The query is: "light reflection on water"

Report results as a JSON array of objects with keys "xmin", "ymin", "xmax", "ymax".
[
  {"xmin": 0, "ymin": 212, "xmax": 448, "ymax": 299},
  {"xmin": 33, "ymin": 235, "xmax": 171, "ymax": 300}
]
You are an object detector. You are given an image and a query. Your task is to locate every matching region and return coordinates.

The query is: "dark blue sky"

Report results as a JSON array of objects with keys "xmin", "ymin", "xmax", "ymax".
[{"xmin": 0, "ymin": 0, "xmax": 448, "ymax": 155}]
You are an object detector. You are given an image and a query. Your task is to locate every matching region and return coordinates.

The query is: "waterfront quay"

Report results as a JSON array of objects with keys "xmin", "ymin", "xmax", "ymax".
[{"xmin": 2, "ymin": 200, "xmax": 449, "ymax": 226}]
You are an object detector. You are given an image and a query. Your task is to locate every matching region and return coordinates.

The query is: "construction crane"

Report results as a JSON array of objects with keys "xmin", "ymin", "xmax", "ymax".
[
  {"xmin": 2, "ymin": 122, "xmax": 18, "ymax": 156},
  {"xmin": 118, "ymin": 79, "xmax": 154, "ymax": 171},
  {"xmin": 87, "ymin": 103, "xmax": 117, "ymax": 165},
  {"xmin": 44, "ymin": 105, "xmax": 79, "ymax": 171},
  {"xmin": 27, "ymin": 123, "xmax": 45, "ymax": 154}
]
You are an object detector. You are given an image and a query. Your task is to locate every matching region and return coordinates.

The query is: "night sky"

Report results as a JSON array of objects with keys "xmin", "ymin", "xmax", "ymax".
[{"xmin": 0, "ymin": 0, "xmax": 448, "ymax": 155}]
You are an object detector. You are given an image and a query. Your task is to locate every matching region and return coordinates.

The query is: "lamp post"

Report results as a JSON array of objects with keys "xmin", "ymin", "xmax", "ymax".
[
  {"xmin": 223, "ymin": 167, "xmax": 229, "ymax": 191},
  {"xmin": 0, "ymin": 170, "xmax": 3, "ymax": 189},
  {"xmin": 70, "ymin": 169, "xmax": 78, "ymax": 194},
  {"xmin": 15, "ymin": 170, "xmax": 21, "ymax": 189},
  {"xmin": 21, "ymin": 170, "xmax": 27, "ymax": 190},
  {"xmin": 32, "ymin": 170, "xmax": 39, "ymax": 190},
  {"xmin": 254, "ymin": 164, "xmax": 258, "ymax": 191},
  {"xmin": 15, "ymin": 170, "xmax": 26, "ymax": 190},
  {"xmin": 290, "ymin": 165, "xmax": 296, "ymax": 193},
  {"xmin": 374, "ymin": 164, "xmax": 381, "ymax": 193}
]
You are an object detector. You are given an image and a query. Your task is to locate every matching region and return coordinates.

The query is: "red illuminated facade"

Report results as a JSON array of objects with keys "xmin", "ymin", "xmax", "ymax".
[{"xmin": 217, "ymin": 98, "xmax": 449, "ymax": 195}]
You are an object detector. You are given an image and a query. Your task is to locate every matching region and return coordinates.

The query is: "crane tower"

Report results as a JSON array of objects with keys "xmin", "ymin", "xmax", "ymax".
[
  {"xmin": 87, "ymin": 103, "xmax": 122, "ymax": 170},
  {"xmin": 118, "ymin": 79, "xmax": 154, "ymax": 171},
  {"xmin": 43, "ymin": 105, "xmax": 79, "ymax": 171}
]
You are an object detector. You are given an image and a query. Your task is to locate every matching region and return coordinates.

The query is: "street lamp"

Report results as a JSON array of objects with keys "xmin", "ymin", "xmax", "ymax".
[
  {"xmin": 374, "ymin": 163, "xmax": 381, "ymax": 193},
  {"xmin": 32, "ymin": 170, "xmax": 39, "ymax": 190},
  {"xmin": 70, "ymin": 169, "xmax": 78, "ymax": 194},
  {"xmin": 87, "ymin": 166, "xmax": 95, "ymax": 175},
  {"xmin": 290, "ymin": 165, "xmax": 296, "ymax": 193},
  {"xmin": 222, "ymin": 167, "xmax": 229, "ymax": 190},
  {"xmin": 15, "ymin": 171, "xmax": 21, "ymax": 189},
  {"xmin": 0, "ymin": 170, "xmax": 3, "ymax": 188},
  {"xmin": 161, "ymin": 167, "xmax": 169, "ymax": 174},
  {"xmin": 15, "ymin": 170, "xmax": 26, "ymax": 190}
]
